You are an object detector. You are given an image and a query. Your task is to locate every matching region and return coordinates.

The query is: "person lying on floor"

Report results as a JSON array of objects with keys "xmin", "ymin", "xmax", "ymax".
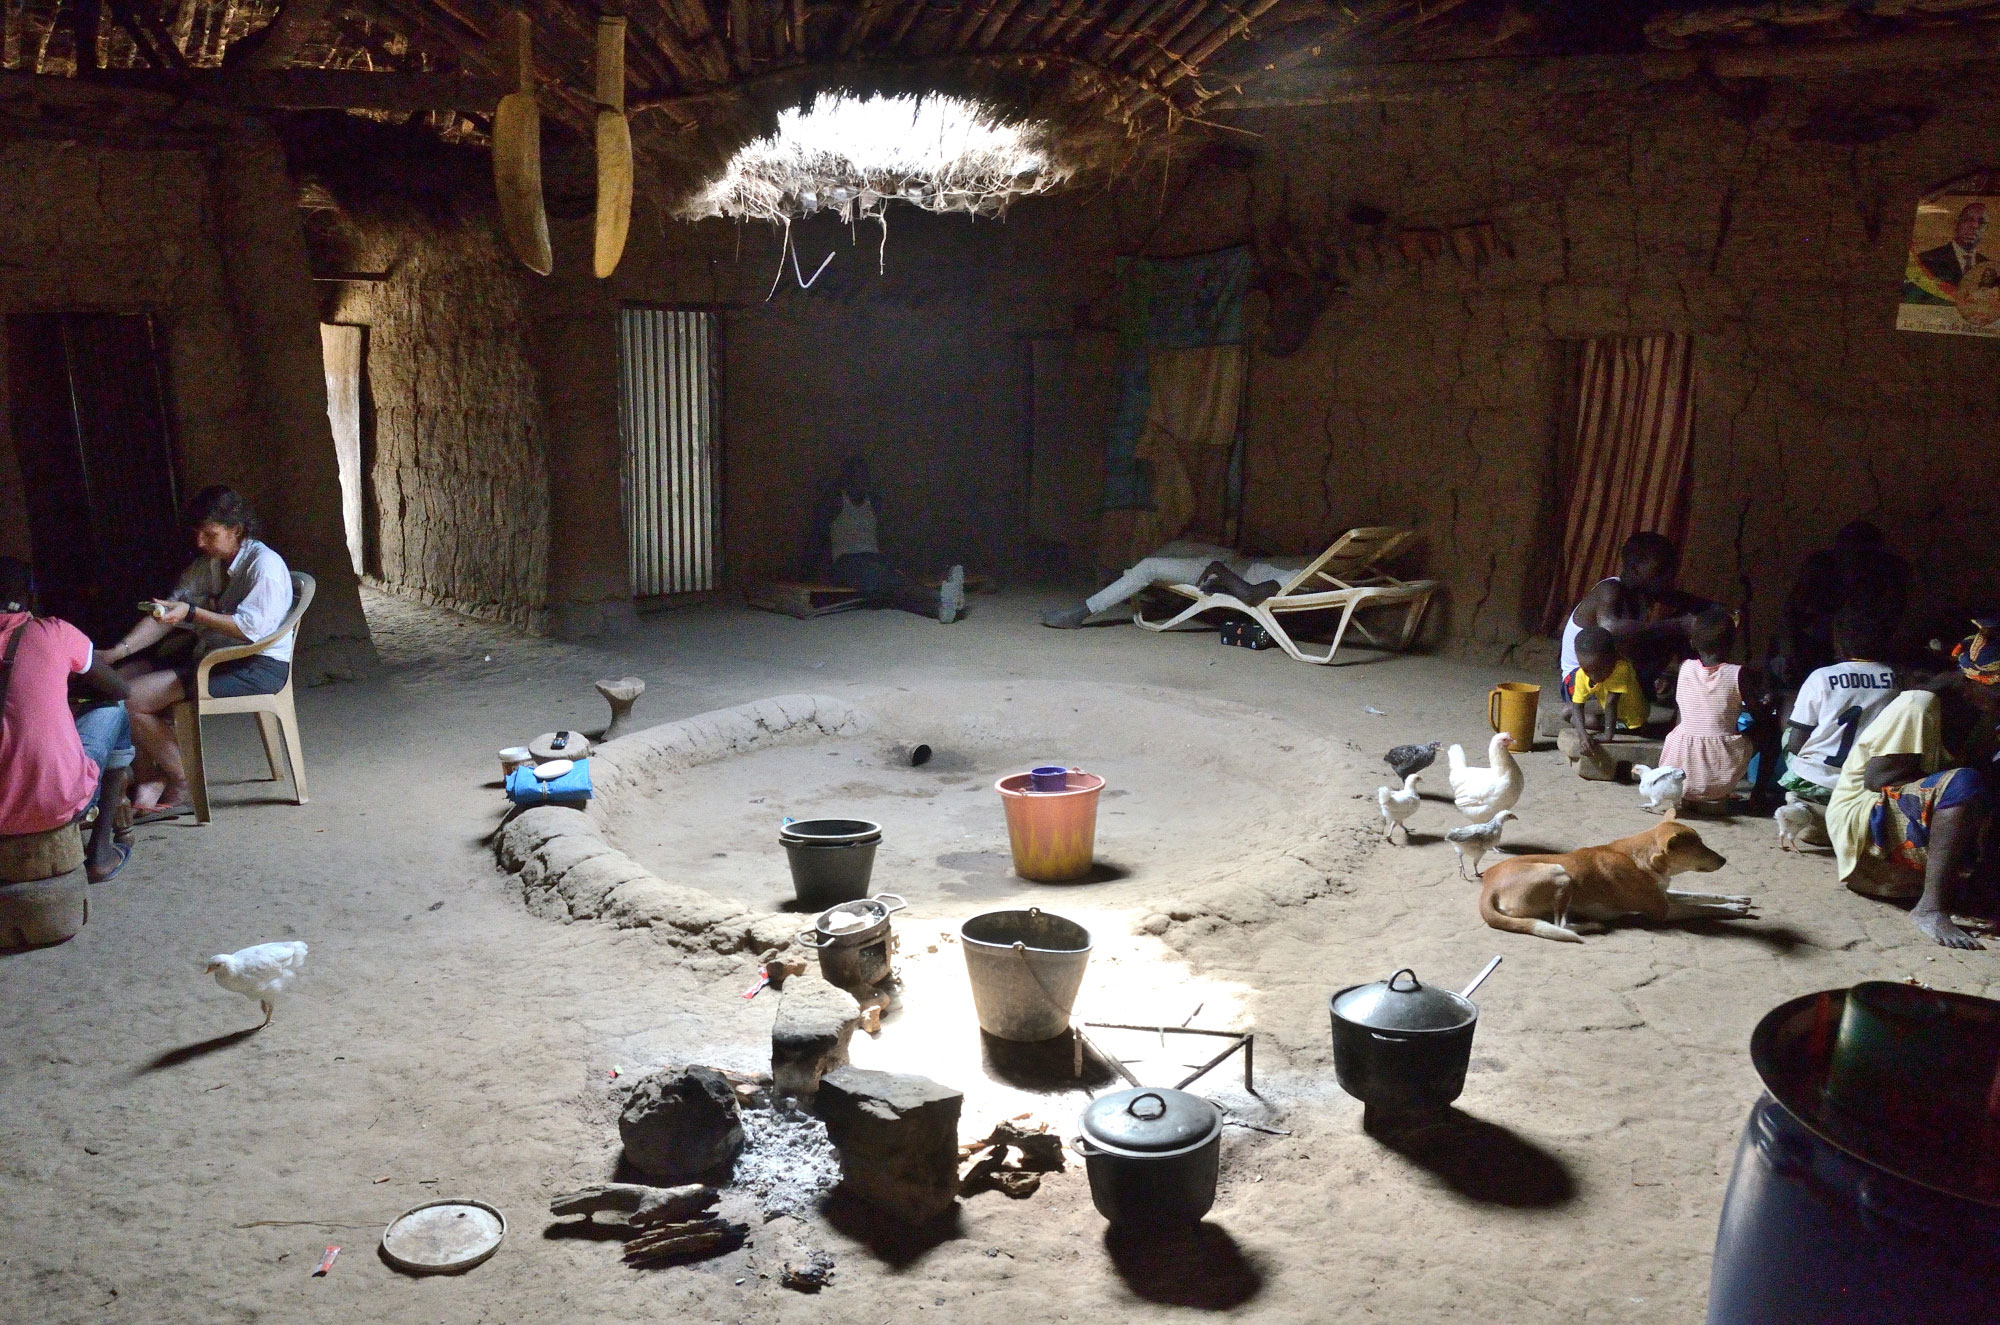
[
  {"xmin": 1826, "ymin": 619, "xmax": 2000, "ymax": 949},
  {"xmin": 99, "ymin": 485, "xmax": 295, "ymax": 820},
  {"xmin": 1558, "ymin": 531, "xmax": 1714, "ymax": 705},
  {"xmin": 1041, "ymin": 541, "xmax": 1305, "ymax": 629},
  {"xmin": 1779, "ymin": 606, "xmax": 1900, "ymax": 810},
  {"xmin": 0, "ymin": 558, "xmax": 137, "ymax": 882},
  {"xmin": 1560, "ymin": 626, "xmax": 1649, "ymax": 761},
  {"xmin": 813, "ymin": 456, "xmax": 964, "ymax": 624}
]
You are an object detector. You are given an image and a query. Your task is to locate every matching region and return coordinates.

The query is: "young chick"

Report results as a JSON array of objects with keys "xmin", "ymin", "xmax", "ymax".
[
  {"xmin": 1633, "ymin": 764, "xmax": 1687, "ymax": 815},
  {"xmin": 1775, "ymin": 801, "xmax": 1816, "ymax": 852},
  {"xmin": 1376, "ymin": 773, "xmax": 1422, "ymax": 842},
  {"xmin": 1445, "ymin": 810, "xmax": 1518, "ymax": 880},
  {"xmin": 203, "ymin": 941, "xmax": 308, "ymax": 1029}
]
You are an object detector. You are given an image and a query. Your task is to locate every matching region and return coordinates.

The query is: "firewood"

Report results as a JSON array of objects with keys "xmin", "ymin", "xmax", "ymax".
[
  {"xmin": 548, "ymin": 1182, "xmax": 718, "ymax": 1223},
  {"xmin": 620, "ymin": 1215, "xmax": 749, "ymax": 1267}
]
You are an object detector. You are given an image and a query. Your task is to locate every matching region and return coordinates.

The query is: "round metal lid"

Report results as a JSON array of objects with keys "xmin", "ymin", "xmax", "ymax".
[
  {"xmin": 1332, "ymin": 968, "xmax": 1475, "ymax": 1032},
  {"xmin": 380, "ymin": 1199, "xmax": 507, "ymax": 1274},
  {"xmin": 1080, "ymin": 1087, "xmax": 1220, "ymax": 1154},
  {"xmin": 1752, "ymin": 987, "xmax": 2000, "ymax": 1209}
]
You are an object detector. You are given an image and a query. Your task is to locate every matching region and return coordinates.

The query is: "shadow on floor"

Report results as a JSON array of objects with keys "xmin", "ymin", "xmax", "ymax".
[
  {"xmin": 1366, "ymin": 1106, "xmax": 1577, "ymax": 1208},
  {"xmin": 1103, "ymin": 1222, "xmax": 1265, "ymax": 1309},
  {"xmin": 821, "ymin": 1188, "xmax": 962, "ymax": 1267},
  {"xmin": 134, "ymin": 1025, "xmax": 262, "ymax": 1074},
  {"xmin": 980, "ymin": 1029, "xmax": 1119, "ymax": 1094}
]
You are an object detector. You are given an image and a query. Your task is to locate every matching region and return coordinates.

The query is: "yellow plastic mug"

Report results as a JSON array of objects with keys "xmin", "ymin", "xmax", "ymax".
[{"xmin": 1488, "ymin": 682, "xmax": 1540, "ymax": 750}]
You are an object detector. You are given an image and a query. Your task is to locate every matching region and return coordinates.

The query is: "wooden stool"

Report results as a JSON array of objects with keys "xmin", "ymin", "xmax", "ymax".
[{"xmin": 0, "ymin": 824, "xmax": 87, "ymax": 949}]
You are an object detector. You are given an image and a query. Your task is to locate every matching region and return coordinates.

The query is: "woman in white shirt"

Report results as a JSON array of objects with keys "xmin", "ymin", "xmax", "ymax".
[{"xmin": 101, "ymin": 486, "xmax": 295, "ymax": 820}]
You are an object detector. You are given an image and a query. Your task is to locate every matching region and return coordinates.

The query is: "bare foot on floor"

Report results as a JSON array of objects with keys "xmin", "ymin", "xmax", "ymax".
[
  {"xmin": 130, "ymin": 779, "xmax": 166, "ymax": 812},
  {"xmin": 1912, "ymin": 905, "xmax": 1984, "ymax": 949}
]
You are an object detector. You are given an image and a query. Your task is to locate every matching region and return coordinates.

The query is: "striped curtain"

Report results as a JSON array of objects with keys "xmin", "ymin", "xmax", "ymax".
[{"xmin": 1541, "ymin": 334, "xmax": 1696, "ymax": 633}]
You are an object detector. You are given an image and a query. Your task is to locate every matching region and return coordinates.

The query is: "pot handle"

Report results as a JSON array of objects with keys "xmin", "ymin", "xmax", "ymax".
[
  {"xmin": 1387, "ymin": 968, "xmax": 1422, "ymax": 992},
  {"xmin": 872, "ymin": 893, "xmax": 907, "ymax": 915},
  {"xmin": 796, "ymin": 928, "xmax": 831, "ymax": 949},
  {"xmin": 1071, "ymin": 1134, "xmax": 1099, "ymax": 1158},
  {"xmin": 1126, "ymin": 1092, "xmax": 1168, "ymax": 1120}
]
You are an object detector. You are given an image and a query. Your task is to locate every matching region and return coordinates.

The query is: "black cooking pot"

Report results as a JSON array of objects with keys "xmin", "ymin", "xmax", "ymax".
[
  {"xmin": 1074, "ymin": 1087, "xmax": 1222, "ymax": 1225},
  {"xmin": 1330, "ymin": 967, "xmax": 1482, "ymax": 1116}
]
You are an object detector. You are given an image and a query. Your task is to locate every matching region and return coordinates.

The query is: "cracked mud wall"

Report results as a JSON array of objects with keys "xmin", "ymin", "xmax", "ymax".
[
  {"xmin": 321, "ymin": 212, "xmax": 553, "ymax": 632},
  {"xmin": 533, "ymin": 193, "xmax": 1120, "ymax": 593},
  {"xmin": 1140, "ymin": 72, "xmax": 2000, "ymax": 659}
]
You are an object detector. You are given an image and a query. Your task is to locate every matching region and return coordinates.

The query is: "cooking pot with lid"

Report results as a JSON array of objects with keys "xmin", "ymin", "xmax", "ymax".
[
  {"xmin": 1329, "ymin": 961, "xmax": 1497, "ymax": 1120},
  {"xmin": 1074, "ymin": 1087, "xmax": 1222, "ymax": 1225}
]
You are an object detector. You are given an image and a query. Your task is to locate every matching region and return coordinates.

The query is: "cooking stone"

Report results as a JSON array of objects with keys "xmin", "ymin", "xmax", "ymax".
[{"xmin": 380, "ymin": 1198, "xmax": 507, "ymax": 1274}]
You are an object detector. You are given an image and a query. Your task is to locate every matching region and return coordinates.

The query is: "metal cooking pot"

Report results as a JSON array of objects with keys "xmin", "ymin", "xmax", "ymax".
[
  {"xmin": 1074, "ymin": 1087, "xmax": 1222, "ymax": 1226},
  {"xmin": 797, "ymin": 894, "xmax": 905, "ymax": 989},
  {"xmin": 1329, "ymin": 959, "xmax": 1500, "ymax": 1119}
]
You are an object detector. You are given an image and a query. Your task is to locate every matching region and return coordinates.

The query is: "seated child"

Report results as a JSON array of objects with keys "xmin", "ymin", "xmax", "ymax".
[
  {"xmin": 1780, "ymin": 607, "xmax": 1899, "ymax": 807},
  {"xmin": 1562, "ymin": 626, "xmax": 1649, "ymax": 759},
  {"xmin": 1660, "ymin": 606, "xmax": 1759, "ymax": 807}
]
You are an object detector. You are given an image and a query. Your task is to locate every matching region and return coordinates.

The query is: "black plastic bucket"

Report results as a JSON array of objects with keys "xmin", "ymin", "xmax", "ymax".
[{"xmin": 780, "ymin": 819, "xmax": 881, "ymax": 910}]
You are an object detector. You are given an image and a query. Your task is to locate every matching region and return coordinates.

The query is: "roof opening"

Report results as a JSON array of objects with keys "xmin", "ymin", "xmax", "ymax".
[{"xmin": 680, "ymin": 93, "xmax": 1065, "ymax": 225}]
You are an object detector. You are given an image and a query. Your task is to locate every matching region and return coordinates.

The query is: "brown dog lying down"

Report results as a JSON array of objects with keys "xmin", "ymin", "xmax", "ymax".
[{"xmin": 1476, "ymin": 813, "xmax": 1753, "ymax": 943}]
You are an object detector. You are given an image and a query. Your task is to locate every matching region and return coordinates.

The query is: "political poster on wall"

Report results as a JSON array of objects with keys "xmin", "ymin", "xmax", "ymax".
[{"xmin": 1899, "ymin": 172, "xmax": 2000, "ymax": 338}]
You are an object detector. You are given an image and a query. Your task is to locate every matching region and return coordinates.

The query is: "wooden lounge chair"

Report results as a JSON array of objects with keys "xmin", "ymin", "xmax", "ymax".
[
  {"xmin": 1132, "ymin": 526, "xmax": 1439, "ymax": 665},
  {"xmin": 171, "ymin": 572, "xmax": 315, "ymax": 824}
]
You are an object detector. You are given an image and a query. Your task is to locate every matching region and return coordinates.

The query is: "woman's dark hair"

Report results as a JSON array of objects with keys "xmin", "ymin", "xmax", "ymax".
[{"xmin": 182, "ymin": 485, "xmax": 259, "ymax": 539}]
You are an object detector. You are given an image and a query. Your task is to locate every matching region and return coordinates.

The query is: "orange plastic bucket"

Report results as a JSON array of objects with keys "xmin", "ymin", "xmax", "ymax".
[{"xmin": 995, "ymin": 770, "xmax": 1105, "ymax": 882}]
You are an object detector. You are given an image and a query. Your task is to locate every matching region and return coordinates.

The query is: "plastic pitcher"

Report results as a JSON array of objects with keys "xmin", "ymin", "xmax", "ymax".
[
  {"xmin": 1487, "ymin": 683, "xmax": 1540, "ymax": 750},
  {"xmin": 995, "ymin": 771, "xmax": 1104, "ymax": 882}
]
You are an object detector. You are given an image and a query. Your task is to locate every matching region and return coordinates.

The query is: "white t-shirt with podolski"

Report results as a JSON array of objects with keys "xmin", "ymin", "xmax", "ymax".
[{"xmin": 1785, "ymin": 660, "xmax": 1899, "ymax": 789}]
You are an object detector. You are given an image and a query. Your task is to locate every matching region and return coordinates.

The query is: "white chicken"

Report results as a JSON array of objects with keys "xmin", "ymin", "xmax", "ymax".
[
  {"xmin": 1775, "ymin": 802, "xmax": 1817, "ymax": 853},
  {"xmin": 1633, "ymin": 764, "xmax": 1687, "ymax": 815},
  {"xmin": 203, "ymin": 942, "xmax": 308, "ymax": 1029},
  {"xmin": 1376, "ymin": 773, "xmax": 1422, "ymax": 842},
  {"xmin": 1447, "ymin": 732, "xmax": 1523, "ymax": 823}
]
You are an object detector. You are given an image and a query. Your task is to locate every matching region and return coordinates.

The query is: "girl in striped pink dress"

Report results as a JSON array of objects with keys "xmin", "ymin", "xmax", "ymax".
[{"xmin": 1661, "ymin": 606, "xmax": 1758, "ymax": 807}]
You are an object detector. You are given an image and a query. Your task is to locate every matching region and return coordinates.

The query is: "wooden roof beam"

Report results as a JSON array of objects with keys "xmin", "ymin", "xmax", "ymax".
[
  {"xmin": 1209, "ymin": 22, "xmax": 2000, "ymax": 109},
  {"xmin": 80, "ymin": 66, "xmax": 512, "ymax": 109}
]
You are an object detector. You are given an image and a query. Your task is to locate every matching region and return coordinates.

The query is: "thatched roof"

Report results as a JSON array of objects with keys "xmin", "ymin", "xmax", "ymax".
[{"xmin": 5, "ymin": 0, "xmax": 2000, "ymax": 201}]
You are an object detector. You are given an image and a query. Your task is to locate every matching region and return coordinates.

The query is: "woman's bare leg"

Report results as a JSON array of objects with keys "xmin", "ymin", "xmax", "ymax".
[
  {"xmin": 124, "ymin": 669, "xmax": 191, "ymax": 807},
  {"xmin": 1910, "ymin": 799, "xmax": 1988, "ymax": 949}
]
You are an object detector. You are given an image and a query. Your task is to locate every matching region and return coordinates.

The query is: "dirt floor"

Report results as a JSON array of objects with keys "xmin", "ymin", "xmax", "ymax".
[{"xmin": 5, "ymin": 587, "xmax": 1996, "ymax": 1324}]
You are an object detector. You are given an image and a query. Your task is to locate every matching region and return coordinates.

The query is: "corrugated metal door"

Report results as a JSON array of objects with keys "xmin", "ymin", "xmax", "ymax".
[{"xmin": 618, "ymin": 307, "xmax": 720, "ymax": 597}]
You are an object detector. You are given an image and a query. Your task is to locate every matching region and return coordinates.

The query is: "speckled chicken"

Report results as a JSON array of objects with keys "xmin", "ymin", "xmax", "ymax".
[
  {"xmin": 203, "ymin": 941, "xmax": 308, "ymax": 1029},
  {"xmin": 1383, "ymin": 741, "xmax": 1443, "ymax": 782}
]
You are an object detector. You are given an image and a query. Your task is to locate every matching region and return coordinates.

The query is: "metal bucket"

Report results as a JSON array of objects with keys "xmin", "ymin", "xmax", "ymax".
[
  {"xmin": 798, "ymin": 894, "xmax": 905, "ymax": 989},
  {"xmin": 960, "ymin": 907, "xmax": 1091, "ymax": 1042}
]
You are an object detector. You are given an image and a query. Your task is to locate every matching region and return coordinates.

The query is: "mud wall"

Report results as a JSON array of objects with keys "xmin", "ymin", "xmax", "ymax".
[
  {"xmin": 521, "ymin": 191, "xmax": 1113, "ymax": 633},
  {"xmin": 0, "ymin": 91, "xmax": 373, "ymax": 677},
  {"xmin": 320, "ymin": 212, "xmax": 552, "ymax": 633},
  {"xmin": 1141, "ymin": 71, "xmax": 2000, "ymax": 660}
]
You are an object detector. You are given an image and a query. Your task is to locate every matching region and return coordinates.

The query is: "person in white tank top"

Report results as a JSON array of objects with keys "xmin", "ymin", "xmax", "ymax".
[
  {"xmin": 813, "ymin": 457, "xmax": 964, "ymax": 624},
  {"xmin": 1558, "ymin": 532, "xmax": 1713, "ymax": 705}
]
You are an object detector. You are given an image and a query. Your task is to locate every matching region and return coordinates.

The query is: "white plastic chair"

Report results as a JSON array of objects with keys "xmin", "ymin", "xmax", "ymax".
[{"xmin": 171, "ymin": 572, "xmax": 314, "ymax": 824}]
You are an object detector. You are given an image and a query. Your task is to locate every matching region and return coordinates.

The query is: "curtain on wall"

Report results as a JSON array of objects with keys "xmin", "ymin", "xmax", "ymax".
[
  {"xmin": 1541, "ymin": 333, "xmax": 1696, "ymax": 633},
  {"xmin": 1097, "ymin": 247, "xmax": 1255, "ymax": 573}
]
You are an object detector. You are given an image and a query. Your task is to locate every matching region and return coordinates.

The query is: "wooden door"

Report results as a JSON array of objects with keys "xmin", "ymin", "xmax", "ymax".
[{"xmin": 6, "ymin": 312, "xmax": 182, "ymax": 640}]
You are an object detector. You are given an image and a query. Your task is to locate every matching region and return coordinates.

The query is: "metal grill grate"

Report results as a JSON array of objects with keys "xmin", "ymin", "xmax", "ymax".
[{"xmin": 618, "ymin": 307, "xmax": 719, "ymax": 597}]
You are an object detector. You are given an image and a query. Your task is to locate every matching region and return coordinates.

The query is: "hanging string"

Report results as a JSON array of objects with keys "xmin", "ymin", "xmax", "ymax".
[{"xmin": 764, "ymin": 219, "xmax": 792, "ymax": 302}]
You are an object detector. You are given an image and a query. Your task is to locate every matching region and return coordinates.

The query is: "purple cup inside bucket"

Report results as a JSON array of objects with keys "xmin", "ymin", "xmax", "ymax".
[{"xmin": 1030, "ymin": 766, "xmax": 1069, "ymax": 793}]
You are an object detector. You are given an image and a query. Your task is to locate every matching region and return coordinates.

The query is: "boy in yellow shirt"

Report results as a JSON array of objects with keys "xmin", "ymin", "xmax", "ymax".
[{"xmin": 1562, "ymin": 626, "xmax": 1650, "ymax": 761}]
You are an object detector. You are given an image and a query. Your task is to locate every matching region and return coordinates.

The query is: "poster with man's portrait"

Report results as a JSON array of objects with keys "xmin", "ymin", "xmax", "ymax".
[{"xmin": 1898, "ymin": 171, "xmax": 2000, "ymax": 337}]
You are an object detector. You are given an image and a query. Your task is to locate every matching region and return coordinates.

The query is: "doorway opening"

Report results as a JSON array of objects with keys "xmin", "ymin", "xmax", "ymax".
[
  {"xmin": 618, "ymin": 307, "xmax": 721, "ymax": 599},
  {"xmin": 319, "ymin": 323, "xmax": 375, "ymax": 578},
  {"xmin": 6, "ymin": 311, "xmax": 182, "ymax": 640}
]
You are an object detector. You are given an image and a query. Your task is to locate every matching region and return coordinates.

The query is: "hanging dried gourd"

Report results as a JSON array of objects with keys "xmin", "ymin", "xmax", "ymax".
[
  {"xmin": 492, "ymin": 10, "xmax": 552, "ymax": 275},
  {"xmin": 594, "ymin": 15, "xmax": 633, "ymax": 279}
]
